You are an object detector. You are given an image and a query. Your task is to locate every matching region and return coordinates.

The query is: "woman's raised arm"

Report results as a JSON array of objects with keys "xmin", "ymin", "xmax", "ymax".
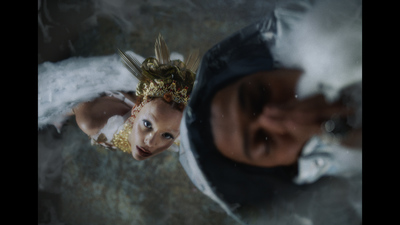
[{"xmin": 74, "ymin": 93, "xmax": 134, "ymax": 136}]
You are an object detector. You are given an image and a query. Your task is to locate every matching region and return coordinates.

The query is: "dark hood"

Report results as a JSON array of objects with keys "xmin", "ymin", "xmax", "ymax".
[
  {"xmin": 178, "ymin": 1, "xmax": 362, "ymax": 224},
  {"xmin": 181, "ymin": 13, "xmax": 299, "ymax": 208}
]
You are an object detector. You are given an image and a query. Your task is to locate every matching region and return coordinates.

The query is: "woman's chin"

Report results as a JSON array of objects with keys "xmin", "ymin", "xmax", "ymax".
[
  {"xmin": 132, "ymin": 152, "xmax": 146, "ymax": 161},
  {"xmin": 131, "ymin": 150, "xmax": 151, "ymax": 161}
]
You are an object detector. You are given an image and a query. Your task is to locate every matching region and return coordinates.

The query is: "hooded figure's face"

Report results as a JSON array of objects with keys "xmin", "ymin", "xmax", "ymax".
[{"xmin": 210, "ymin": 69, "xmax": 352, "ymax": 167}]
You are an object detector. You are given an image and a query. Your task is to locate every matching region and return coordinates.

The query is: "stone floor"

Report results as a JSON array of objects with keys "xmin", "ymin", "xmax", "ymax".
[
  {"xmin": 38, "ymin": 0, "xmax": 282, "ymax": 64},
  {"xmin": 38, "ymin": 0, "xmax": 287, "ymax": 224},
  {"xmin": 38, "ymin": 120, "xmax": 239, "ymax": 225}
]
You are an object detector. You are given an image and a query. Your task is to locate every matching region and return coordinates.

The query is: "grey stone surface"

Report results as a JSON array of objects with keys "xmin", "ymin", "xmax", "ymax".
[
  {"xmin": 38, "ymin": 120, "xmax": 239, "ymax": 225},
  {"xmin": 38, "ymin": 0, "xmax": 282, "ymax": 64}
]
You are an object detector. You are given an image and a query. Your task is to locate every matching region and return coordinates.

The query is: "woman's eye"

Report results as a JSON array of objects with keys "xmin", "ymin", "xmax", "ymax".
[
  {"xmin": 162, "ymin": 133, "xmax": 174, "ymax": 139},
  {"xmin": 142, "ymin": 120, "xmax": 152, "ymax": 128}
]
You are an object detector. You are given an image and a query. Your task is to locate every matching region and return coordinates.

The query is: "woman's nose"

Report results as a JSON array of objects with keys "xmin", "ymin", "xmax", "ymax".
[{"xmin": 144, "ymin": 132, "xmax": 156, "ymax": 147}]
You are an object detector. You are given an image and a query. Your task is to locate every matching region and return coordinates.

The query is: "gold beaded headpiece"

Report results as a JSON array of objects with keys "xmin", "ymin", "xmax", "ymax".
[{"xmin": 117, "ymin": 34, "xmax": 199, "ymax": 105}]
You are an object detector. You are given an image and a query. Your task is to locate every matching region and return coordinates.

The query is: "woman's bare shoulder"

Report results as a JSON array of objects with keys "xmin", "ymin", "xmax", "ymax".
[
  {"xmin": 74, "ymin": 96, "xmax": 132, "ymax": 136},
  {"xmin": 120, "ymin": 91, "xmax": 137, "ymax": 103}
]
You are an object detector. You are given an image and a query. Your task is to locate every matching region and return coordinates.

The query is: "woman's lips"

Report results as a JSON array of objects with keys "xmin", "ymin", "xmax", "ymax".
[{"xmin": 136, "ymin": 146, "xmax": 152, "ymax": 157}]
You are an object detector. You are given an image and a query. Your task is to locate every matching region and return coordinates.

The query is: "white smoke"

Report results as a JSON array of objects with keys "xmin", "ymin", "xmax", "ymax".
[{"xmin": 271, "ymin": 0, "xmax": 362, "ymax": 103}]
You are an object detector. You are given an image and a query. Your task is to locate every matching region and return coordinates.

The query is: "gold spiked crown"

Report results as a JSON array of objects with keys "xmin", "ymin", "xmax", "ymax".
[{"xmin": 117, "ymin": 34, "xmax": 199, "ymax": 105}]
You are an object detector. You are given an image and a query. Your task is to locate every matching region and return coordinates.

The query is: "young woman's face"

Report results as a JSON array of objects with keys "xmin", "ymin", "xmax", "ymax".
[
  {"xmin": 211, "ymin": 69, "xmax": 350, "ymax": 167},
  {"xmin": 128, "ymin": 98, "xmax": 182, "ymax": 160}
]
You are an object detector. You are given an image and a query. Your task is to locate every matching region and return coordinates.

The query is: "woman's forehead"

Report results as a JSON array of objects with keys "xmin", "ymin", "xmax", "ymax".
[
  {"xmin": 143, "ymin": 99, "xmax": 182, "ymax": 130},
  {"xmin": 146, "ymin": 98, "xmax": 179, "ymax": 114}
]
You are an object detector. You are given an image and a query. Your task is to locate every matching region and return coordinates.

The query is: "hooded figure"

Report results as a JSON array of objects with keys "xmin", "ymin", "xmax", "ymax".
[{"xmin": 178, "ymin": 0, "xmax": 361, "ymax": 224}]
